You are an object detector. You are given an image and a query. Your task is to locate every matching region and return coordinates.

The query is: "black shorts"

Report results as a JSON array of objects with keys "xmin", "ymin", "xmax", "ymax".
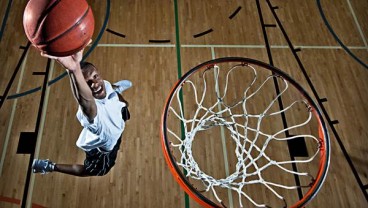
[
  {"xmin": 83, "ymin": 137, "xmax": 122, "ymax": 176},
  {"xmin": 83, "ymin": 107, "xmax": 130, "ymax": 176}
]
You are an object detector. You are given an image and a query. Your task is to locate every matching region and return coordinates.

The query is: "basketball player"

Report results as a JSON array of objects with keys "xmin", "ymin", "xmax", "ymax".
[{"xmin": 32, "ymin": 46, "xmax": 131, "ymax": 176}]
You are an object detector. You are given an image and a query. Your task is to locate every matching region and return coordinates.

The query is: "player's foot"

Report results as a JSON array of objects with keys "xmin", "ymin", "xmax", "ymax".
[
  {"xmin": 113, "ymin": 80, "xmax": 132, "ymax": 94},
  {"xmin": 32, "ymin": 159, "xmax": 55, "ymax": 174}
]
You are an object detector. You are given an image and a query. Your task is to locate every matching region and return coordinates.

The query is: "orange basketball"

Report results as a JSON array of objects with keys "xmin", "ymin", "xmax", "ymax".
[{"xmin": 23, "ymin": 0, "xmax": 94, "ymax": 56}]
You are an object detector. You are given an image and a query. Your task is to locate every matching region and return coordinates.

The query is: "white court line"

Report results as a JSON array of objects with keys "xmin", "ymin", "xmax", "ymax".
[
  {"xmin": 97, "ymin": 43, "xmax": 175, "ymax": 47},
  {"xmin": 184, "ymin": 44, "xmax": 265, "ymax": 48},
  {"xmin": 26, "ymin": 60, "xmax": 55, "ymax": 208},
  {"xmin": 297, "ymin": 46, "xmax": 367, "ymax": 49},
  {"xmin": 211, "ymin": 47, "xmax": 234, "ymax": 208},
  {"xmin": 96, "ymin": 43, "xmax": 367, "ymax": 50},
  {"xmin": 183, "ymin": 44, "xmax": 368, "ymax": 49},
  {"xmin": 346, "ymin": 0, "xmax": 368, "ymax": 50},
  {"xmin": 0, "ymin": 52, "xmax": 28, "ymax": 176}
]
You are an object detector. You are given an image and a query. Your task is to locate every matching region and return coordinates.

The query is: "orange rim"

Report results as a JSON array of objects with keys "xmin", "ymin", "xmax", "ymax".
[{"xmin": 161, "ymin": 57, "xmax": 330, "ymax": 208}]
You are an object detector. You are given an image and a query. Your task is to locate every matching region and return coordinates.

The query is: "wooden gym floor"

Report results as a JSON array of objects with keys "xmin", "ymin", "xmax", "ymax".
[{"xmin": 0, "ymin": 0, "xmax": 367, "ymax": 207}]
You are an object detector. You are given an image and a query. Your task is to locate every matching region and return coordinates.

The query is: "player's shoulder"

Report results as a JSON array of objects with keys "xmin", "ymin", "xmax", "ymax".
[
  {"xmin": 103, "ymin": 80, "xmax": 112, "ymax": 86},
  {"xmin": 103, "ymin": 80, "xmax": 113, "ymax": 91}
]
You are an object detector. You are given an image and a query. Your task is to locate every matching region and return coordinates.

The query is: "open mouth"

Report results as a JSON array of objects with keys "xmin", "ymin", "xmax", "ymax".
[{"xmin": 92, "ymin": 86, "xmax": 103, "ymax": 95}]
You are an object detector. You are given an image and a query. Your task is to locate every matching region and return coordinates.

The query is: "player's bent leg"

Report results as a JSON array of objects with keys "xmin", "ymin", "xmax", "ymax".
[
  {"xmin": 33, "ymin": 159, "xmax": 93, "ymax": 177},
  {"xmin": 54, "ymin": 164, "xmax": 87, "ymax": 177},
  {"xmin": 33, "ymin": 139, "xmax": 122, "ymax": 177}
]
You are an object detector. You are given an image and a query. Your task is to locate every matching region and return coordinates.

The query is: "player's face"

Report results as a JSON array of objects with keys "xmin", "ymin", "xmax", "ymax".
[{"xmin": 83, "ymin": 67, "xmax": 106, "ymax": 99}]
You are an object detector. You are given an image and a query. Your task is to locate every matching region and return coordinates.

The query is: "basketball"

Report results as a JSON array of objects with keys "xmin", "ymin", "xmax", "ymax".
[{"xmin": 23, "ymin": 0, "xmax": 95, "ymax": 56}]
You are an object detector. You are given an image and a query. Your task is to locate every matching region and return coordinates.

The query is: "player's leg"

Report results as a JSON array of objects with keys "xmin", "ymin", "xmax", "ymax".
[
  {"xmin": 54, "ymin": 164, "xmax": 87, "ymax": 176},
  {"xmin": 32, "ymin": 159, "xmax": 88, "ymax": 176}
]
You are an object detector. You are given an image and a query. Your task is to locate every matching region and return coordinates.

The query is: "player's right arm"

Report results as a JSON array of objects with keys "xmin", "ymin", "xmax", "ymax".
[
  {"xmin": 41, "ymin": 47, "xmax": 97, "ymax": 122},
  {"xmin": 66, "ymin": 63, "xmax": 97, "ymax": 122}
]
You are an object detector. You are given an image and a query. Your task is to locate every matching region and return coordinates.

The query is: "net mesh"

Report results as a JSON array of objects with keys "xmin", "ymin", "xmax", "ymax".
[{"xmin": 165, "ymin": 62, "xmax": 323, "ymax": 207}]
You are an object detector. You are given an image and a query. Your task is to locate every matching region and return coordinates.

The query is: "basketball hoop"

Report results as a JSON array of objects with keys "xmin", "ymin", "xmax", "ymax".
[{"xmin": 161, "ymin": 57, "xmax": 330, "ymax": 208}]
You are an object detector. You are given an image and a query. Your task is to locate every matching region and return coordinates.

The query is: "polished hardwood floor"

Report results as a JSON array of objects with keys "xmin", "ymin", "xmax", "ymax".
[{"xmin": 0, "ymin": 0, "xmax": 367, "ymax": 207}]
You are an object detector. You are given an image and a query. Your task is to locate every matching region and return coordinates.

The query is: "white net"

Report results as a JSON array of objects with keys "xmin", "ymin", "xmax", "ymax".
[{"xmin": 164, "ymin": 61, "xmax": 326, "ymax": 208}]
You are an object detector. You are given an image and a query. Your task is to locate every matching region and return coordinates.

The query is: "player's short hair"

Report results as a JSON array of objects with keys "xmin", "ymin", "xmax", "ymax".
[{"xmin": 80, "ymin": 61, "xmax": 97, "ymax": 73}]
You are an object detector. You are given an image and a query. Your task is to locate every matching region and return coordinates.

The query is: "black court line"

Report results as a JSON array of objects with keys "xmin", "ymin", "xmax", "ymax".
[
  {"xmin": 193, "ymin": 28, "xmax": 213, "ymax": 38},
  {"xmin": 331, "ymin": 120, "xmax": 339, "ymax": 125},
  {"xmin": 17, "ymin": 132, "xmax": 37, "ymax": 155},
  {"xmin": 0, "ymin": 0, "xmax": 12, "ymax": 42},
  {"xmin": 0, "ymin": 42, "xmax": 31, "ymax": 110},
  {"xmin": 320, "ymin": 98, "xmax": 328, "ymax": 102},
  {"xmin": 266, "ymin": 0, "xmax": 368, "ymax": 201},
  {"xmin": 255, "ymin": 0, "xmax": 305, "ymax": 200},
  {"xmin": 20, "ymin": 58, "xmax": 51, "ymax": 208},
  {"xmin": 317, "ymin": 0, "xmax": 367, "ymax": 69},
  {"xmin": 106, "ymin": 28, "xmax": 126, "ymax": 38},
  {"xmin": 229, "ymin": 6, "xmax": 241, "ymax": 19},
  {"xmin": 32, "ymin": 72, "xmax": 47, "ymax": 75},
  {"xmin": 149, "ymin": 39, "xmax": 171, "ymax": 43},
  {"xmin": 264, "ymin": 24, "xmax": 277, "ymax": 27},
  {"xmin": 287, "ymin": 136, "xmax": 309, "ymax": 157}
]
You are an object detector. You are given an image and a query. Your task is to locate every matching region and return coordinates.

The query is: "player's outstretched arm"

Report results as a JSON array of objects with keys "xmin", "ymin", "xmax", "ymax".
[{"xmin": 41, "ymin": 46, "xmax": 97, "ymax": 122}]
